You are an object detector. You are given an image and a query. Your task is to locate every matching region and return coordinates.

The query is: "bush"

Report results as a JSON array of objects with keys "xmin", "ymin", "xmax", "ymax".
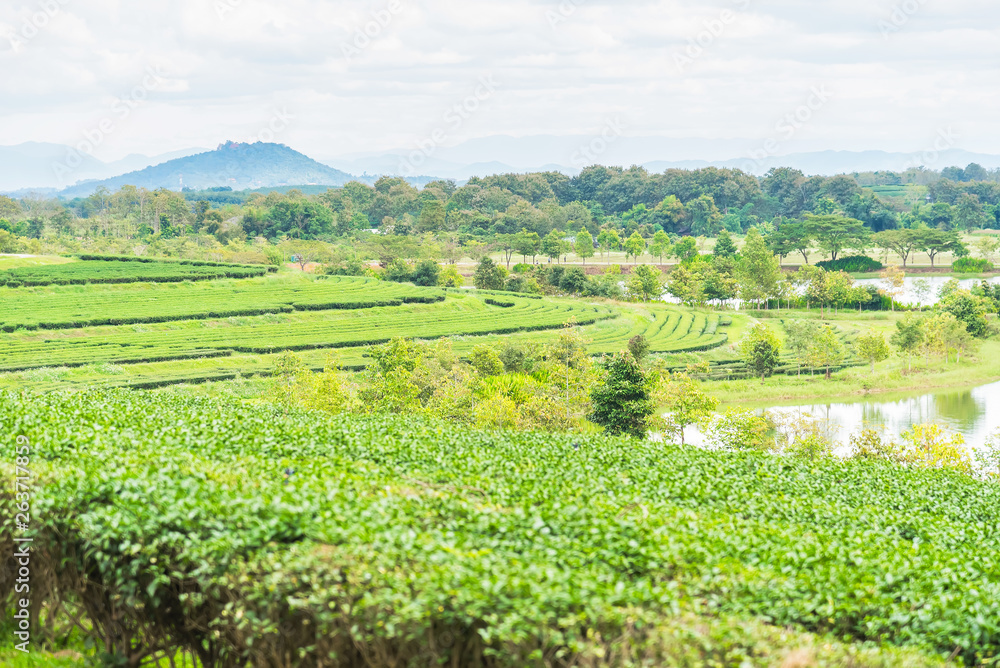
[
  {"xmin": 952, "ymin": 257, "xmax": 993, "ymax": 273},
  {"xmin": 382, "ymin": 258, "xmax": 413, "ymax": 283},
  {"xmin": 512, "ymin": 263, "xmax": 533, "ymax": 274},
  {"xmin": 815, "ymin": 255, "xmax": 884, "ymax": 272}
]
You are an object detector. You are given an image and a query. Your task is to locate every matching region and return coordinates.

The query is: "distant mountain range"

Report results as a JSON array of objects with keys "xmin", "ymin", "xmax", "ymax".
[
  {"xmin": 56, "ymin": 142, "xmax": 354, "ymax": 198},
  {"xmin": 4, "ymin": 135, "xmax": 1000, "ymax": 197}
]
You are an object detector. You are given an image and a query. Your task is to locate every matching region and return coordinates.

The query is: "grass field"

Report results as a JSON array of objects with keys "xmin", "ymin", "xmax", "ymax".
[
  {"xmin": 0, "ymin": 254, "xmax": 77, "ymax": 270},
  {"xmin": 2, "ymin": 390, "xmax": 993, "ymax": 666}
]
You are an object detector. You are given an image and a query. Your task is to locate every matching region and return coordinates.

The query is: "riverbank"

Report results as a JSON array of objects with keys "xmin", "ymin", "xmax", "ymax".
[{"xmin": 709, "ymin": 339, "xmax": 1000, "ymax": 407}]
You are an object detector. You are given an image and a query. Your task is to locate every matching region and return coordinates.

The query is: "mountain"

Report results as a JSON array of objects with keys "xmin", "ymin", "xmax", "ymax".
[
  {"xmin": 59, "ymin": 142, "xmax": 354, "ymax": 198},
  {"xmin": 323, "ymin": 136, "xmax": 1000, "ymax": 179},
  {"xmin": 0, "ymin": 143, "xmax": 207, "ymax": 193}
]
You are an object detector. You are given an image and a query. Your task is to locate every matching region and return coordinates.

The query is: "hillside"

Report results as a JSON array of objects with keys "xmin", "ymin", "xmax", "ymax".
[{"xmin": 59, "ymin": 142, "xmax": 354, "ymax": 197}]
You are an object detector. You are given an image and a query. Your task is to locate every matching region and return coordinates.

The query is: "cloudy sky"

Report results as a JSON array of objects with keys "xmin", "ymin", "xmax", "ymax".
[{"xmin": 1, "ymin": 0, "xmax": 997, "ymax": 164}]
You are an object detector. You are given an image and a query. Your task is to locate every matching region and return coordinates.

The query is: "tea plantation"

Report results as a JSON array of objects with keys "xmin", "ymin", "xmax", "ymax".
[{"xmin": 2, "ymin": 391, "xmax": 995, "ymax": 666}]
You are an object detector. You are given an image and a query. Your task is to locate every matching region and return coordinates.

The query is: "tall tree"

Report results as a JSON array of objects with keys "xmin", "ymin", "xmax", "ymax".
[
  {"xmin": 736, "ymin": 227, "xmax": 781, "ymax": 309},
  {"xmin": 574, "ymin": 228, "xmax": 595, "ymax": 265}
]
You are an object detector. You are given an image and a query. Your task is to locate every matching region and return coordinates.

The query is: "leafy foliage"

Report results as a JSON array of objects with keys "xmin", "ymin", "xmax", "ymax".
[{"xmin": 815, "ymin": 255, "xmax": 884, "ymax": 272}]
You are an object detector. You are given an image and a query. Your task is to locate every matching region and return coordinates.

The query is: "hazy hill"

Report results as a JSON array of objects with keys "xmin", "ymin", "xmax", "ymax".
[{"xmin": 59, "ymin": 142, "xmax": 354, "ymax": 198}]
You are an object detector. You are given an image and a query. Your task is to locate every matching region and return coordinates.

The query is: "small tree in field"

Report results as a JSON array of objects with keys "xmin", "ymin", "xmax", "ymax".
[
  {"xmin": 589, "ymin": 352, "xmax": 655, "ymax": 439},
  {"xmin": 807, "ymin": 325, "xmax": 845, "ymax": 379},
  {"xmin": 657, "ymin": 369, "xmax": 719, "ymax": 446},
  {"xmin": 856, "ymin": 331, "xmax": 890, "ymax": 372},
  {"xmin": 575, "ymin": 229, "xmax": 595, "ymax": 265},
  {"xmin": 891, "ymin": 313, "xmax": 923, "ymax": 370},
  {"xmin": 739, "ymin": 323, "xmax": 783, "ymax": 381},
  {"xmin": 879, "ymin": 265, "xmax": 905, "ymax": 311}
]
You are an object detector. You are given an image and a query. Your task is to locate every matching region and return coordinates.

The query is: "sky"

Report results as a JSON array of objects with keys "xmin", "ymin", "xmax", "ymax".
[{"xmin": 1, "ymin": 0, "xmax": 998, "ymax": 165}]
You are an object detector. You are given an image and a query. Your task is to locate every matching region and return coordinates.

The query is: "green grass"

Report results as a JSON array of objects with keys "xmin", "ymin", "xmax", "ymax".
[
  {"xmin": 1, "ymin": 390, "xmax": 992, "ymax": 665},
  {"xmin": 0, "ymin": 255, "xmax": 77, "ymax": 271}
]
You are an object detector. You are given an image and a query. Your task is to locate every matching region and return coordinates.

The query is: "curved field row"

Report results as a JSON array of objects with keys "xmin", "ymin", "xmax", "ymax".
[
  {"xmin": 585, "ymin": 307, "xmax": 729, "ymax": 355},
  {"xmin": 0, "ymin": 275, "xmax": 445, "ymax": 331},
  {"xmin": 0, "ymin": 296, "xmax": 616, "ymax": 372}
]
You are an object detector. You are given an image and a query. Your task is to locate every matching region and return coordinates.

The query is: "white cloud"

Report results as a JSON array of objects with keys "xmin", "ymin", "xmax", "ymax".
[{"xmin": 0, "ymin": 0, "xmax": 998, "ymax": 163}]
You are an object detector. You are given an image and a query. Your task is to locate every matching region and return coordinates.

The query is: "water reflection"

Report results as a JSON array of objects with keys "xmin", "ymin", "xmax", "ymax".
[
  {"xmin": 687, "ymin": 381, "xmax": 1000, "ymax": 453},
  {"xmin": 855, "ymin": 275, "xmax": 1000, "ymax": 307}
]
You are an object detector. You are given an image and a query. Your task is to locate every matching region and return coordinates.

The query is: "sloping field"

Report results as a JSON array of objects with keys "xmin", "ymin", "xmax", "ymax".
[
  {"xmin": 0, "ymin": 295, "xmax": 615, "ymax": 372},
  {"xmin": 1, "ymin": 390, "xmax": 992, "ymax": 665},
  {"xmin": 0, "ymin": 275, "xmax": 446, "ymax": 331},
  {"xmin": 0, "ymin": 256, "xmax": 272, "ymax": 287}
]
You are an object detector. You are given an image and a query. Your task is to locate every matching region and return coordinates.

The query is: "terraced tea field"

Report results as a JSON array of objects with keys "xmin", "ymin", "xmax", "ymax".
[
  {"xmin": 0, "ymin": 275, "xmax": 445, "ymax": 331},
  {"xmin": 0, "ymin": 273, "xmax": 743, "ymax": 389},
  {"xmin": 0, "ymin": 255, "xmax": 272, "ymax": 287}
]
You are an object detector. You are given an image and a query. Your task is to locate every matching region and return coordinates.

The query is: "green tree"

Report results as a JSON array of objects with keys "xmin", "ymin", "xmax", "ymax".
[
  {"xmin": 589, "ymin": 352, "xmax": 655, "ymax": 439},
  {"xmin": 856, "ymin": 331, "xmax": 890, "ymax": 372},
  {"xmin": 627, "ymin": 264, "xmax": 664, "ymax": 301},
  {"xmin": 686, "ymin": 194, "xmax": 723, "ymax": 236},
  {"xmin": 410, "ymin": 260, "xmax": 441, "ymax": 287},
  {"xmin": 940, "ymin": 289, "xmax": 991, "ymax": 338},
  {"xmin": 769, "ymin": 221, "xmax": 813, "ymax": 264},
  {"xmin": 666, "ymin": 264, "xmax": 702, "ymax": 306},
  {"xmin": 672, "ymin": 236, "xmax": 699, "ymax": 263},
  {"xmin": 874, "ymin": 229, "xmax": 918, "ymax": 267},
  {"xmin": 470, "ymin": 345, "xmax": 504, "ymax": 376},
  {"xmin": 807, "ymin": 325, "xmax": 845, "ymax": 379},
  {"xmin": 736, "ymin": 227, "xmax": 781, "ymax": 309},
  {"xmin": 417, "ymin": 199, "xmax": 446, "ymax": 232},
  {"xmin": 783, "ymin": 319, "xmax": 818, "ymax": 375},
  {"xmin": 597, "ymin": 227, "xmax": 620, "ymax": 261},
  {"xmin": 473, "ymin": 257, "xmax": 507, "ymax": 290},
  {"xmin": 627, "ymin": 335, "xmax": 650, "ymax": 362},
  {"xmin": 514, "ymin": 228, "xmax": 542, "ymax": 263},
  {"xmin": 803, "ymin": 214, "xmax": 869, "ymax": 262},
  {"xmin": 713, "ymin": 229, "xmax": 738, "ymax": 258},
  {"xmin": 650, "ymin": 229, "xmax": 672, "ymax": 263},
  {"xmin": 574, "ymin": 228, "xmax": 595, "ymax": 264},
  {"xmin": 739, "ymin": 323, "xmax": 783, "ymax": 381},
  {"xmin": 542, "ymin": 229, "xmax": 564, "ymax": 263},
  {"xmin": 659, "ymin": 370, "xmax": 719, "ymax": 446},
  {"xmin": 890, "ymin": 314, "xmax": 924, "ymax": 371},
  {"xmin": 954, "ymin": 193, "xmax": 989, "ymax": 231},
  {"xmin": 624, "ymin": 231, "xmax": 646, "ymax": 265},
  {"xmin": 913, "ymin": 228, "xmax": 965, "ymax": 268}
]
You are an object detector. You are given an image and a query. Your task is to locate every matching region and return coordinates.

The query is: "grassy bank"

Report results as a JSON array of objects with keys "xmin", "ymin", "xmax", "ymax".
[{"xmin": 710, "ymin": 307, "xmax": 1000, "ymax": 405}]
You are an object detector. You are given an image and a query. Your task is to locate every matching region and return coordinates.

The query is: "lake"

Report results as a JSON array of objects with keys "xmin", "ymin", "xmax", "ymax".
[
  {"xmin": 855, "ymin": 275, "xmax": 1000, "ymax": 307},
  {"xmin": 683, "ymin": 380, "xmax": 1000, "ymax": 455}
]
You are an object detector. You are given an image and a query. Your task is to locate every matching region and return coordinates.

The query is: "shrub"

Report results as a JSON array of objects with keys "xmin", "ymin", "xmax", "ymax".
[
  {"xmin": 952, "ymin": 257, "xmax": 993, "ymax": 273},
  {"xmin": 512, "ymin": 263, "xmax": 533, "ymax": 274},
  {"xmin": 816, "ymin": 255, "xmax": 884, "ymax": 272}
]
